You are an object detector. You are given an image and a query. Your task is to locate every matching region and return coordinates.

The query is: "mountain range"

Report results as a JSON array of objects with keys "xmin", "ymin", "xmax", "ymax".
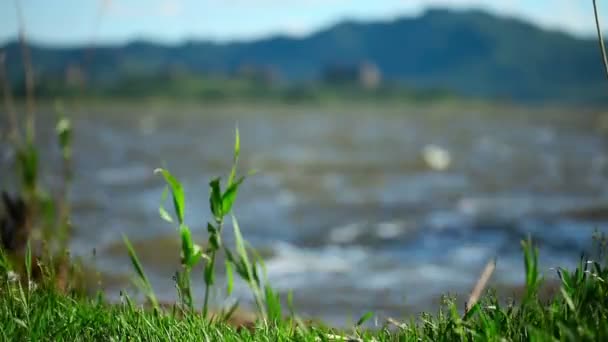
[{"xmin": 2, "ymin": 8, "xmax": 607, "ymax": 103}]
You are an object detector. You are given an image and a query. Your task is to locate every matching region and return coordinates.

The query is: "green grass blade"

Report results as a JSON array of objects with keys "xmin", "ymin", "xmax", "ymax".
[
  {"xmin": 154, "ymin": 168, "xmax": 185, "ymax": 225},
  {"xmin": 225, "ymin": 260, "xmax": 234, "ymax": 296},
  {"xmin": 158, "ymin": 186, "xmax": 174, "ymax": 223},
  {"xmin": 231, "ymin": 214, "xmax": 266, "ymax": 316},
  {"xmin": 180, "ymin": 224, "xmax": 198, "ymax": 267},
  {"xmin": 221, "ymin": 176, "xmax": 244, "ymax": 216},
  {"xmin": 265, "ymin": 285, "xmax": 282, "ymax": 322},
  {"xmin": 204, "ymin": 254, "xmax": 216, "ymax": 286},
  {"xmin": 231, "ymin": 214, "xmax": 252, "ymax": 278},
  {"xmin": 356, "ymin": 311, "xmax": 374, "ymax": 327},
  {"xmin": 122, "ymin": 234, "xmax": 158, "ymax": 310},
  {"xmin": 560, "ymin": 287, "xmax": 576, "ymax": 312},
  {"xmin": 222, "ymin": 300, "xmax": 240, "ymax": 322},
  {"xmin": 227, "ymin": 126, "xmax": 240, "ymax": 187},
  {"xmin": 25, "ymin": 240, "xmax": 32, "ymax": 285},
  {"xmin": 209, "ymin": 178, "xmax": 223, "ymax": 219}
]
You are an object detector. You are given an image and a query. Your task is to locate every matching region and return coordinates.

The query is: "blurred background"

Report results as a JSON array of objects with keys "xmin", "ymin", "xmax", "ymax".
[{"xmin": 2, "ymin": 0, "xmax": 608, "ymax": 326}]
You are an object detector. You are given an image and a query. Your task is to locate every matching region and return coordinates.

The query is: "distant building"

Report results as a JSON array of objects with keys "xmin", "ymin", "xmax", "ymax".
[{"xmin": 322, "ymin": 61, "xmax": 381, "ymax": 89}]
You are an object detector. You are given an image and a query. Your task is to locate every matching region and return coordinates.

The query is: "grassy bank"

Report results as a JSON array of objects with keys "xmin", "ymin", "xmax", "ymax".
[{"xmin": 1, "ymin": 238, "xmax": 608, "ymax": 341}]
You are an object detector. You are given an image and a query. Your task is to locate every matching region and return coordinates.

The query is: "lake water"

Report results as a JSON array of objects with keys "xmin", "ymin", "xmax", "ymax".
[{"xmin": 3, "ymin": 103, "xmax": 608, "ymax": 326}]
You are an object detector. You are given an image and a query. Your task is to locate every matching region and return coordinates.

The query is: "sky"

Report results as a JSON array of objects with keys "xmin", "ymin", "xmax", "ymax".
[{"xmin": 1, "ymin": 0, "xmax": 607, "ymax": 46}]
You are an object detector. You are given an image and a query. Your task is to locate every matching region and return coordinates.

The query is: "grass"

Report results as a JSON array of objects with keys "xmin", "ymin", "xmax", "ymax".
[
  {"xmin": 1, "ymin": 237, "xmax": 608, "ymax": 341},
  {"xmin": 122, "ymin": 127, "xmax": 280, "ymax": 324}
]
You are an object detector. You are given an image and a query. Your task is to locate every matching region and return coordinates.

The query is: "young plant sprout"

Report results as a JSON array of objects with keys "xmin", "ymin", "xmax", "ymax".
[{"xmin": 123, "ymin": 127, "xmax": 280, "ymax": 322}]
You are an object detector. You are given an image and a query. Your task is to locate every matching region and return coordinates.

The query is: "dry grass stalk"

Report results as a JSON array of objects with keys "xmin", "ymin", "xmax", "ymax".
[
  {"xmin": 465, "ymin": 258, "xmax": 496, "ymax": 314},
  {"xmin": 14, "ymin": 0, "xmax": 36, "ymax": 142},
  {"xmin": 386, "ymin": 317, "xmax": 406, "ymax": 329},
  {"xmin": 0, "ymin": 52, "xmax": 21, "ymax": 143}
]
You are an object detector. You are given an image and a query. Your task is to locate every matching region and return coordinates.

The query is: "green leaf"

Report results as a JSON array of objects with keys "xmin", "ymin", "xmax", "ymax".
[
  {"xmin": 207, "ymin": 223, "xmax": 218, "ymax": 235},
  {"xmin": 226, "ymin": 260, "xmax": 234, "ymax": 296},
  {"xmin": 189, "ymin": 244, "xmax": 207, "ymax": 267},
  {"xmin": 13, "ymin": 318, "xmax": 27, "ymax": 329},
  {"xmin": 224, "ymin": 248, "xmax": 247, "ymax": 280},
  {"xmin": 250, "ymin": 244, "xmax": 268, "ymax": 276},
  {"xmin": 204, "ymin": 253, "xmax": 216, "ymax": 286},
  {"xmin": 463, "ymin": 303, "xmax": 481, "ymax": 321},
  {"xmin": 558, "ymin": 268, "xmax": 573, "ymax": 291},
  {"xmin": 221, "ymin": 176, "xmax": 245, "ymax": 215},
  {"xmin": 180, "ymin": 224, "xmax": 194, "ymax": 267},
  {"xmin": 235, "ymin": 260, "xmax": 250, "ymax": 281},
  {"xmin": 521, "ymin": 237, "xmax": 541, "ymax": 300},
  {"xmin": 231, "ymin": 214, "xmax": 265, "ymax": 314},
  {"xmin": 209, "ymin": 178, "xmax": 223, "ymax": 219},
  {"xmin": 207, "ymin": 223, "xmax": 221, "ymax": 250},
  {"xmin": 158, "ymin": 207, "xmax": 173, "ymax": 224},
  {"xmin": 560, "ymin": 287, "xmax": 576, "ymax": 312},
  {"xmin": 251, "ymin": 257, "xmax": 261, "ymax": 286},
  {"xmin": 265, "ymin": 285, "xmax": 282, "ymax": 322},
  {"xmin": 227, "ymin": 126, "xmax": 240, "ymax": 187},
  {"xmin": 123, "ymin": 235, "xmax": 148, "ymax": 285},
  {"xmin": 158, "ymin": 187, "xmax": 174, "ymax": 223},
  {"xmin": 356, "ymin": 311, "xmax": 374, "ymax": 327},
  {"xmin": 155, "ymin": 168, "xmax": 185, "ymax": 225},
  {"xmin": 222, "ymin": 300, "xmax": 240, "ymax": 322},
  {"xmin": 122, "ymin": 235, "xmax": 158, "ymax": 310},
  {"xmin": 232, "ymin": 214, "xmax": 252, "ymax": 278},
  {"xmin": 234, "ymin": 125, "xmax": 240, "ymax": 161}
]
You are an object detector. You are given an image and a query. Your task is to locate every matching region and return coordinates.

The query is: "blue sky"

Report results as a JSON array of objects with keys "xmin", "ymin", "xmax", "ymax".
[{"xmin": 1, "ymin": 0, "xmax": 606, "ymax": 45}]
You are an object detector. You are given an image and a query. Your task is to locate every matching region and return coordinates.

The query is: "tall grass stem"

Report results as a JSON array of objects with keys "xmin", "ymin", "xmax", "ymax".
[
  {"xmin": 593, "ymin": 0, "xmax": 608, "ymax": 80},
  {"xmin": 14, "ymin": 0, "xmax": 36, "ymax": 142}
]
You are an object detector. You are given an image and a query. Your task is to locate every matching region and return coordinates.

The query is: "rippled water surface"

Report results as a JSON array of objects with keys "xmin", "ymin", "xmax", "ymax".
[{"xmin": 3, "ymin": 103, "xmax": 608, "ymax": 326}]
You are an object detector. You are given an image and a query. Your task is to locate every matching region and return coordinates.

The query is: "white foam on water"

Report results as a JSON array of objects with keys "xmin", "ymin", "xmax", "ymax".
[
  {"xmin": 329, "ymin": 222, "xmax": 365, "ymax": 244},
  {"xmin": 457, "ymin": 195, "xmax": 600, "ymax": 219},
  {"xmin": 263, "ymin": 241, "xmax": 369, "ymax": 288},
  {"xmin": 426, "ymin": 210, "xmax": 470, "ymax": 231},
  {"xmin": 376, "ymin": 221, "xmax": 404, "ymax": 239},
  {"xmin": 357, "ymin": 270, "xmax": 404, "ymax": 290},
  {"xmin": 447, "ymin": 244, "xmax": 492, "ymax": 265},
  {"xmin": 410, "ymin": 263, "xmax": 472, "ymax": 284}
]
